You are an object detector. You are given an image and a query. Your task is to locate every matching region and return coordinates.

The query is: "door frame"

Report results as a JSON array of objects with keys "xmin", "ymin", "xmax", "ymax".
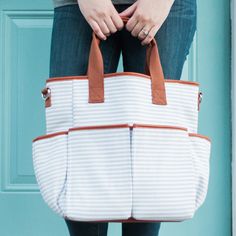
[{"xmin": 232, "ymin": 0, "xmax": 235, "ymax": 235}]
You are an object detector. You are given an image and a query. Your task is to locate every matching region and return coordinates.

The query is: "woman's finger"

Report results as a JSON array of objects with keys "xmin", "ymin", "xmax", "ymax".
[
  {"xmin": 104, "ymin": 16, "xmax": 118, "ymax": 34},
  {"xmin": 119, "ymin": 2, "xmax": 137, "ymax": 17},
  {"xmin": 111, "ymin": 13, "xmax": 124, "ymax": 31},
  {"xmin": 131, "ymin": 21, "xmax": 146, "ymax": 37},
  {"xmin": 88, "ymin": 19, "xmax": 107, "ymax": 40},
  {"xmin": 97, "ymin": 19, "xmax": 111, "ymax": 36},
  {"xmin": 137, "ymin": 23, "xmax": 154, "ymax": 40},
  {"xmin": 125, "ymin": 15, "xmax": 138, "ymax": 32},
  {"xmin": 140, "ymin": 25, "xmax": 159, "ymax": 45}
]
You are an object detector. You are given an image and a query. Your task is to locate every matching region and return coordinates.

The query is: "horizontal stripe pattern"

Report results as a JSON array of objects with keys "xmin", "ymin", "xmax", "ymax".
[
  {"xmin": 33, "ymin": 74, "xmax": 211, "ymax": 222},
  {"xmin": 131, "ymin": 127, "xmax": 197, "ymax": 220},
  {"xmin": 189, "ymin": 136, "xmax": 211, "ymax": 210},
  {"xmin": 45, "ymin": 80, "xmax": 73, "ymax": 133},
  {"xmin": 32, "ymin": 134, "xmax": 68, "ymax": 217},
  {"xmin": 32, "ymin": 123, "xmax": 211, "ymax": 222},
  {"xmin": 62, "ymin": 127, "xmax": 133, "ymax": 221},
  {"xmin": 45, "ymin": 75, "xmax": 199, "ymax": 134}
]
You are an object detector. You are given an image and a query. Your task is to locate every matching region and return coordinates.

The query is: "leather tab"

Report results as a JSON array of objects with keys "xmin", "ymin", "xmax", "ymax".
[
  {"xmin": 45, "ymin": 97, "xmax": 51, "ymax": 108},
  {"xmin": 41, "ymin": 87, "xmax": 51, "ymax": 108}
]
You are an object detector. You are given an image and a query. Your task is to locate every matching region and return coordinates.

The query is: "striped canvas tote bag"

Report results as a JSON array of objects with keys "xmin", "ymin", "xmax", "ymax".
[{"xmin": 32, "ymin": 16, "xmax": 212, "ymax": 222}]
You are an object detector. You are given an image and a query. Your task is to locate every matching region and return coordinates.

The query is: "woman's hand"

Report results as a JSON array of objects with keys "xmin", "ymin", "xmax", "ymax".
[
  {"xmin": 119, "ymin": 0, "xmax": 174, "ymax": 45},
  {"xmin": 77, "ymin": 0, "xmax": 124, "ymax": 40}
]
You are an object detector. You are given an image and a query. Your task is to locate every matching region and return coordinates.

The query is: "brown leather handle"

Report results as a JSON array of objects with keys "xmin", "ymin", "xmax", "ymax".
[{"xmin": 87, "ymin": 16, "xmax": 167, "ymax": 105}]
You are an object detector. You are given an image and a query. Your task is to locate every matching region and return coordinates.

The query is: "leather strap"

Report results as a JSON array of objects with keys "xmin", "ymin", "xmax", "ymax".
[
  {"xmin": 145, "ymin": 39, "xmax": 167, "ymax": 105},
  {"xmin": 87, "ymin": 16, "xmax": 167, "ymax": 105},
  {"xmin": 87, "ymin": 32, "xmax": 104, "ymax": 103}
]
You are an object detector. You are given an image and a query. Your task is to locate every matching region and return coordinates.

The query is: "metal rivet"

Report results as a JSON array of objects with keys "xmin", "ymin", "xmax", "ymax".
[
  {"xmin": 199, "ymin": 91, "xmax": 203, "ymax": 104},
  {"xmin": 41, "ymin": 87, "xmax": 51, "ymax": 101}
]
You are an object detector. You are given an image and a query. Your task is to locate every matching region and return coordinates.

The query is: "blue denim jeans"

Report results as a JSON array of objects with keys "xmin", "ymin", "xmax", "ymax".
[{"xmin": 49, "ymin": 2, "xmax": 196, "ymax": 236}]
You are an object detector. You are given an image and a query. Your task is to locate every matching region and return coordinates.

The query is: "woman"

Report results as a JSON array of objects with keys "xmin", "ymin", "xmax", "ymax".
[{"xmin": 49, "ymin": 0, "xmax": 197, "ymax": 235}]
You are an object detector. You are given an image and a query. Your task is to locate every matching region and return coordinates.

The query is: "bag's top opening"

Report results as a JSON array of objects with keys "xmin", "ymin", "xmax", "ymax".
[{"xmin": 46, "ymin": 71, "xmax": 200, "ymax": 87}]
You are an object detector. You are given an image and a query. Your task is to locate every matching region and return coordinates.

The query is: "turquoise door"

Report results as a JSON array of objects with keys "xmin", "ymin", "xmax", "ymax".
[{"xmin": 0, "ymin": 0, "xmax": 231, "ymax": 235}]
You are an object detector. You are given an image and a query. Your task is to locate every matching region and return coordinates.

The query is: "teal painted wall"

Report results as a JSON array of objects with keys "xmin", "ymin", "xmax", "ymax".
[{"xmin": 0, "ymin": 0, "xmax": 231, "ymax": 235}]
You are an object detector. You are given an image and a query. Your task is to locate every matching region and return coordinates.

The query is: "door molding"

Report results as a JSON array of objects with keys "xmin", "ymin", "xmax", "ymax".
[{"xmin": 232, "ymin": 0, "xmax": 235, "ymax": 235}]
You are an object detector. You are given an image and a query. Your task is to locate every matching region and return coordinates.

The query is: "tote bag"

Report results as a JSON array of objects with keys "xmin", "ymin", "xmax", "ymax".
[{"xmin": 32, "ymin": 16, "xmax": 211, "ymax": 222}]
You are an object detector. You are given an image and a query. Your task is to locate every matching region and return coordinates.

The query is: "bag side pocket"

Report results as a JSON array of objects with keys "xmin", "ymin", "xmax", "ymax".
[
  {"xmin": 189, "ymin": 133, "xmax": 211, "ymax": 210},
  {"xmin": 32, "ymin": 131, "xmax": 68, "ymax": 216}
]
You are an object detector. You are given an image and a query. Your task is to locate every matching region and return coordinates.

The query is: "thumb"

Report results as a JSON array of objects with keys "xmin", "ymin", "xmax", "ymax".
[{"xmin": 119, "ymin": 2, "xmax": 137, "ymax": 17}]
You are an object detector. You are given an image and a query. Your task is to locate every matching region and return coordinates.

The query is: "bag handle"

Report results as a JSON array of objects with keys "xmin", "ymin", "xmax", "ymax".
[{"xmin": 87, "ymin": 16, "xmax": 167, "ymax": 105}]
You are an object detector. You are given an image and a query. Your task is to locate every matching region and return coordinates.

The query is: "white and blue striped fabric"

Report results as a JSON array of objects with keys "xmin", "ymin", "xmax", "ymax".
[
  {"xmin": 189, "ymin": 134, "xmax": 211, "ymax": 210},
  {"xmin": 32, "ymin": 125, "xmax": 211, "ymax": 222},
  {"xmin": 32, "ymin": 73, "xmax": 211, "ymax": 222},
  {"xmin": 131, "ymin": 126, "xmax": 197, "ymax": 221},
  {"xmin": 32, "ymin": 132, "xmax": 68, "ymax": 216},
  {"xmin": 45, "ymin": 74, "xmax": 199, "ymax": 134}
]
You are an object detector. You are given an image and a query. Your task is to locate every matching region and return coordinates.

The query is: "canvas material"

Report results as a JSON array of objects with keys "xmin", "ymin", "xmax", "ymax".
[
  {"xmin": 32, "ymin": 133, "xmax": 68, "ymax": 216},
  {"xmin": 189, "ymin": 135, "xmax": 211, "ymax": 210},
  {"xmin": 44, "ymin": 75, "xmax": 199, "ymax": 134},
  {"xmin": 63, "ymin": 127, "xmax": 132, "ymax": 221},
  {"xmin": 32, "ymin": 124, "xmax": 211, "ymax": 221},
  {"xmin": 131, "ymin": 127, "xmax": 197, "ymax": 221}
]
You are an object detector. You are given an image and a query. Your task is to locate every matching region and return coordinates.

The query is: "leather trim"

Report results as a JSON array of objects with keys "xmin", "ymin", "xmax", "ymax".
[
  {"xmin": 33, "ymin": 124, "xmax": 211, "ymax": 143},
  {"xmin": 132, "ymin": 124, "xmax": 188, "ymax": 131},
  {"xmin": 46, "ymin": 72, "xmax": 199, "ymax": 86},
  {"xmin": 64, "ymin": 215, "xmax": 182, "ymax": 222},
  {"xmin": 69, "ymin": 124, "xmax": 130, "ymax": 132},
  {"xmin": 32, "ymin": 123, "xmax": 191, "ymax": 142},
  {"xmin": 189, "ymin": 133, "xmax": 211, "ymax": 143},
  {"xmin": 32, "ymin": 131, "xmax": 68, "ymax": 142}
]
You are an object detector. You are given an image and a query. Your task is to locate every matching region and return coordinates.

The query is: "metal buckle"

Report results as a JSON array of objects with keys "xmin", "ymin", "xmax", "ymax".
[
  {"xmin": 41, "ymin": 87, "xmax": 51, "ymax": 101},
  {"xmin": 199, "ymin": 91, "xmax": 203, "ymax": 104}
]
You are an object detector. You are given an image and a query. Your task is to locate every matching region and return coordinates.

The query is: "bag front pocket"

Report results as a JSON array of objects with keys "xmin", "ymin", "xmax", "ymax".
[
  {"xmin": 64, "ymin": 124, "xmax": 133, "ymax": 221},
  {"xmin": 32, "ymin": 122, "xmax": 211, "ymax": 222},
  {"xmin": 188, "ymin": 133, "xmax": 211, "ymax": 211},
  {"xmin": 131, "ymin": 124, "xmax": 197, "ymax": 221},
  {"xmin": 32, "ymin": 131, "xmax": 68, "ymax": 216}
]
